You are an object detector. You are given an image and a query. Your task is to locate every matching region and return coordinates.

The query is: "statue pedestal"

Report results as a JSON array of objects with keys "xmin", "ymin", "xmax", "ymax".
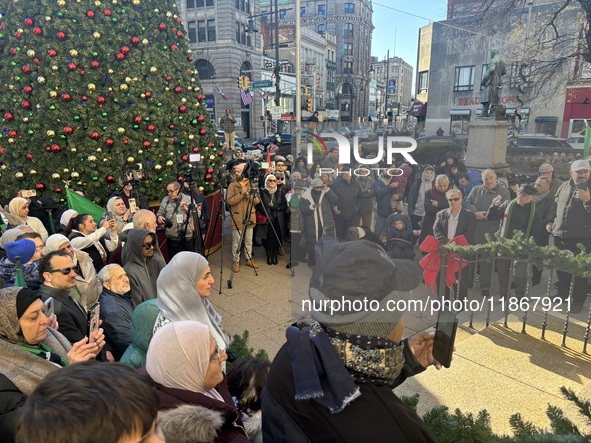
[{"xmin": 465, "ymin": 119, "xmax": 510, "ymax": 172}]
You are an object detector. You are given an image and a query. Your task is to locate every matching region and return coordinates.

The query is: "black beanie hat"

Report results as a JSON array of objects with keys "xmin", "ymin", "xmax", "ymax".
[{"xmin": 16, "ymin": 288, "xmax": 42, "ymax": 319}]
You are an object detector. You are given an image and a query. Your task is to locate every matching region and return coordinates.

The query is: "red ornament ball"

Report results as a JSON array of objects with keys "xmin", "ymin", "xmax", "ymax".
[
  {"xmin": 25, "ymin": 18, "xmax": 33, "ymax": 26},
  {"xmin": 178, "ymin": 105, "xmax": 186, "ymax": 113},
  {"xmin": 188, "ymin": 56, "xmax": 193, "ymax": 62},
  {"xmin": 48, "ymin": 49, "xmax": 57, "ymax": 57},
  {"xmin": 90, "ymin": 60, "xmax": 100, "ymax": 68},
  {"xmin": 218, "ymin": 151, "xmax": 224, "ymax": 156},
  {"xmin": 176, "ymin": 17, "xmax": 182, "ymax": 23},
  {"xmin": 131, "ymin": 36, "xmax": 140, "ymax": 45},
  {"xmin": 15, "ymin": 32, "xmax": 22, "ymax": 39},
  {"xmin": 45, "ymin": 146, "xmax": 51, "ymax": 152},
  {"xmin": 4, "ymin": 113, "xmax": 14, "ymax": 121},
  {"xmin": 8, "ymin": 131, "xmax": 17, "ymax": 138},
  {"xmin": 56, "ymin": 31, "xmax": 66, "ymax": 40},
  {"xmin": 9, "ymin": 48, "xmax": 17, "ymax": 55},
  {"xmin": 192, "ymin": 147, "xmax": 199, "ymax": 153},
  {"xmin": 181, "ymin": 155, "xmax": 189, "ymax": 162},
  {"xmin": 90, "ymin": 131, "xmax": 100, "ymax": 140},
  {"xmin": 61, "ymin": 93, "xmax": 71, "ymax": 101},
  {"xmin": 97, "ymin": 96, "xmax": 106, "ymax": 105},
  {"xmin": 133, "ymin": 115, "xmax": 142, "ymax": 124},
  {"xmin": 123, "ymin": 138, "xmax": 129, "ymax": 145},
  {"xmin": 158, "ymin": 22, "xmax": 166, "ymax": 31},
  {"xmin": 165, "ymin": 75, "xmax": 172, "ymax": 82},
  {"xmin": 23, "ymin": 86, "xmax": 32, "ymax": 95},
  {"xmin": 168, "ymin": 124, "xmax": 175, "ymax": 130},
  {"xmin": 64, "ymin": 126, "xmax": 73, "ymax": 135},
  {"xmin": 143, "ymin": 141, "xmax": 151, "ymax": 149},
  {"xmin": 170, "ymin": 44, "xmax": 178, "ymax": 51},
  {"xmin": 176, "ymin": 31, "xmax": 183, "ymax": 38},
  {"xmin": 199, "ymin": 129, "xmax": 207, "ymax": 136},
  {"xmin": 33, "ymin": 27, "xmax": 42, "ymax": 36},
  {"xmin": 106, "ymin": 175, "xmax": 115, "ymax": 183},
  {"xmin": 79, "ymin": 70, "xmax": 85, "ymax": 76},
  {"xmin": 197, "ymin": 115, "xmax": 205, "ymax": 123},
  {"xmin": 205, "ymin": 174, "xmax": 212, "ymax": 180},
  {"xmin": 145, "ymin": 91, "xmax": 152, "ymax": 98},
  {"xmin": 173, "ymin": 86, "xmax": 181, "ymax": 94},
  {"xmin": 103, "ymin": 9, "xmax": 111, "ymax": 16},
  {"xmin": 51, "ymin": 144, "xmax": 60, "ymax": 152},
  {"xmin": 35, "ymin": 183, "xmax": 45, "ymax": 191},
  {"xmin": 121, "ymin": 46, "xmax": 130, "ymax": 54},
  {"xmin": 54, "ymin": 187, "xmax": 62, "ymax": 194},
  {"xmin": 0, "ymin": 147, "xmax": 4, "ymax": 154},
  {"xmin": 26, "ymin": 153, "xmax": 33, "ymax": 160},
  {"xmin": 21, "ymin": 100, "xmax": 31, "ymax": 109},
  {"xmin": 210, "ymin": 181, "xmax": 215, "ymax": 186},
  {"xmin": 105, "ymin": 138, "xmax": 114, "ymax": 147},
  {"xmin": 116, "ymin": 52, "xmax": 125, "ymax": 61},
  {"xmin": 81, "ymin": 95, "xmax": 88, "ymax": 102},
  {"xmin": 86, "ymin": 10, "xmax": 95, "ymax": 18},
  {"xmin": 67, "ymin": 62, "xmax": 77, "ymax": 71},
  {"xmin": 22, "ymin": 65, "xmax": 31, "ymax": 74},
  {"xmin": 207, "ymin": 142, "xmax": 213, "ymax": 148},
  {"xmin": 207, "ymin": 167, "xmax": 214, "ymax": 174},
  {"xmin": 33, "ymin": 58, "xmax": 40, "ymax": 64},
  {"xmin": 147, "ymin": 124, "xmax": 155, "ymax": 132}
]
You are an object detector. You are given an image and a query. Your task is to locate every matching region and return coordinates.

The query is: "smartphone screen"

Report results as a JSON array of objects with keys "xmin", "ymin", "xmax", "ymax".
[
  {"xmin": 43, "ymin": 297, "xmax": 54, "ymax": 317},
  {"xmin": 128, "ymin": 198, "xmax": 138, "ymax": 214},
  {"xmin": 105, "ymin": 211, "xmax": 113, "ymax": 221},
  {"xmin": 433, "ymin": 308, "xmax": 459, "ymax": 368},
  {"xmin": 87, "ymin": 303, "xmax": 101, "ymax": 343}
]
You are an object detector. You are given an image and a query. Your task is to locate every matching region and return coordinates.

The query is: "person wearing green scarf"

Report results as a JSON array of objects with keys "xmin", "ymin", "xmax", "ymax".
[
  {"xmin": 487, "ymin": 184, "xmax": 542, "ymax": 302},
  {"xmin": 0, "ymin": 287, "xmax": 105, "ymax": 442}
]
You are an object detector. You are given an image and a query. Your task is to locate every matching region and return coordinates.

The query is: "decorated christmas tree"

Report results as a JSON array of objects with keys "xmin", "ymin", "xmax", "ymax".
[{"xmin": 0, "ymin": 0, "xmax": 223, "ymax": 205}]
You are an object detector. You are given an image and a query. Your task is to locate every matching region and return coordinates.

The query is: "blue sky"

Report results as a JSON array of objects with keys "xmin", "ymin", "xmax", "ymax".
[{"xmin": 371, "ymin": 1, "xmax": 448, "ymax": 68}]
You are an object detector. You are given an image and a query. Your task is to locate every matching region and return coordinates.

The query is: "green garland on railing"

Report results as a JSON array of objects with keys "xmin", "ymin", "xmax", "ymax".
[{"xmin": 439, "ymin": 232, "xmax": 591, "ymax": 278}]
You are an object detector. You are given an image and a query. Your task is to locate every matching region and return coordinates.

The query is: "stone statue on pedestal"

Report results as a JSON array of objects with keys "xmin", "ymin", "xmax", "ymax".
[{"xmin": 480, "ymin": 49, "xmax": 506, "ymax": 119}]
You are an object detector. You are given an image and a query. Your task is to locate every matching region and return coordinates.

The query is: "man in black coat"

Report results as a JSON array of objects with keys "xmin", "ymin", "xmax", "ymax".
[
  {"xmin": 532, "ymin": 176, "xmax": 556, "ymax": 286},
  {"xmin": 330, "ymin": 166, "xmax": 361, "ymax": 240},
  {"xmin": 97, "ymin": 264, "xmax": 136, "ymax": 361},
  {"xmin": 38, "ymin": 250, "xmax": 89, "ymax": 344}
]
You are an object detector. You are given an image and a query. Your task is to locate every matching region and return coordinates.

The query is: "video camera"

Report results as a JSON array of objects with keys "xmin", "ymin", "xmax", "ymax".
[
  {"xmin": 124, "ymin": 163, "xmax": 143, "ymax": 183},
  {"xmin": 182, "ymin": 154, "xmax": 204, "ymax": 183}
]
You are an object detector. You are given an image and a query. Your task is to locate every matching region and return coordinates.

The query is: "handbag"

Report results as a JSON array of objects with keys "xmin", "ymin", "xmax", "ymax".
[
  {"xmin": 314, "ymin": 226, "xmax": 338, "ymax": 262},
  {"xmin": 256, "ymin": 211, "xmax": 268, "ymax": 224}
]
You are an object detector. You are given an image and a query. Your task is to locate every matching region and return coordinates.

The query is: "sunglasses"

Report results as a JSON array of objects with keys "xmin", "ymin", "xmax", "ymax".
[
  {"xmin": 210, "ymin": 345, "xmax": 220, "ymax": 362},
  {"xmin": 267, "ymin": 179, "xmax": 277, "ymax": 182},
  {"xmin": 142, "ymin": 241, "xmax": 156, "ymax": 250},
  {"xmin": 447, "ymin": 197, "xmax": 461, "ymax": 202},
  {"xmin": 48, "ymin": 267, "xmax": 74, "ymax": 275}
]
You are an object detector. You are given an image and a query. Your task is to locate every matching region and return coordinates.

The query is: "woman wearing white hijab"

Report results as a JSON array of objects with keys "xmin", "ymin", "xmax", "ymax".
[
  {"xmin": 100, "ymin": 197, "xmax": 131, "ymax": 236},
  {"xmin": 7, "ymin": 197, "xmax": 48, "ymax": 242},
  {"xmin": 45, "ymin": 234, "xmax": 101, "ymax": 309},
  {"xmin": 146, "ymin": 321, "xmax": 249, "ymax": 443},
  {"xmin": 154, "ymin": 251, "xmax": 229, "ymax": 351}
]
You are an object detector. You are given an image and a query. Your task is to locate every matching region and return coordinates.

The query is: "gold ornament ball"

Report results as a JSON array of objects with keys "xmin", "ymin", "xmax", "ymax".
[
  {"xmin": 71, "ymin": 171, "xmax": 80, "ymax": 178},
  {"xmin": 52, "ymin": 65, "xmax": 58, "ymax": 71},
  {"xmin": 132, "ymin": 0, "xmax": 139, "ymax": 4},
  {"xmin": 52, "ymin": 173, "xmax": 61, "ymax": 179},
  {"xmin": 23, "ymin": 117, "xmax": 28, "ymax": 123},
  {"xmin": 138, "ymin": 150, "xmax": 143, "ymax": 154},
  {"xmin": 1, "ymin": 165, "xmax": 6, "ymax": 170},
  {"xmin": 118, "ymin": 127, "xmax": 125, "ymax": 133},
  {"xmin": 209, "ymin": 155, "xmax": 215, "ymax": 160},
  {"xmin": 120, "ymin": 84, "xmax": 128, "ymax": 91},
  {"xmin": 49, "ymin": 91, "xmax": 57, "ymax": 98},
  {"xmin": 166, "ymin": 160, "xmax": 174, "ymax": 166},
  {"xmin": 125, "ymin": 77, "xmax": 132, "ymax": 83},
  {"xmin": 70, "ymin": 147, "xmax": 77, "ymax": 153},
  {"xmin": 88, "ymin": 155, "xmax": 97, "ymax": 162},
  {"xmin": 70, "ymin": 49, "xmax": 78, "ymax": 57},
  {"xmin": 188, "ymin": 134, "xmax": 194, "ymax": 140},
  {"xmin": 15, "ymin": 172, "xmax": 24, "ymax": 179},
  {"xmin": 127, "ymin": 157, "xmax": 135, "ymax": 163},
  {"xmin": 27, "ymin": 49, "xmax": 35, "ymax": 58},
  {"xmin": 155, "ymin": 164, "xmax": 162, "ymax": 171},
  {"xmin": 63, "ymin": 168, "xmax": 69, "ymax": 173},
  {"xmin": 108, "ymin": 69, "xmax": 114, "ymax": 74},
  {"xmin": 8, "ymin": 138, "xmax": 14, "ymax": 144},
  {"xmin": 142, "ymin": 39, "xmax": 149, "ymax": 45},
  {"xmin": 103, "ymin": 158, "xmax": 109, "ymax": 162},
  {"xmin": 97, "ymin": 148, "xmax": 102, "ymax": 152},
  {"xmin": 45, "ymin": 16, "xmax": 51, "ymax": 21},
  {"xmin": 30, "ymin": 170, "xmax": 37, "ymax": 175},
  {"xmin": 95, "ymin": 0, "xmax": 101, "ymax": 6},
  {"xmin": 150, "ymin": 66, "xmax": 157, "ymax": 73},
  {"xmin": 181, "ymin": 97, "xmax": 187, "ymax": 103},
  {"xmin": 47, "ymin": 130, "xmax": 55, "ymax": 137},
  {"xmin": 37, "ymin": 76, "xmax": 45, "ymax": 84},
  {"xmin": 153, "ymin": 138, "xmax": 159, "ymax": 143},
  {"xmin": 88, "ymin": 83, "xmax": 96, "ymax": 90},
  {"xmin": 199, "ymin": 186, "xmax": 204, "ymax": 192},
  {"xmin": 93, "ymin": 32, "xmax": 101, "ymax": 39}
]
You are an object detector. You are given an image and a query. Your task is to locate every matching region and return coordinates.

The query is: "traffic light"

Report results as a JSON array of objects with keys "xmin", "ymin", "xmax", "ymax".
[
  {"xmin": 243, "ymin": 76, "xmax": 250, "ymax": 90},
  {"xmin": 315, "ymin": 76, "xmax": 320, "ymax": 89},
  {"xmin": 307, "ymin": 98, "xmax": 313, "ymax": 112},
  {"xmin": 303, "ymin": 88, "xmax": 309, "ymax": 96},
  {"xmin": 238, "ymin": 75, "xmax": 244, "ymax": 89}
]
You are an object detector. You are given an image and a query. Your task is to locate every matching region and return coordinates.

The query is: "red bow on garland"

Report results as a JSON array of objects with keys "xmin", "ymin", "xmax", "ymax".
[{"xmin": 418, "ymin": 235, "xmax": 470, "ymax": 292}]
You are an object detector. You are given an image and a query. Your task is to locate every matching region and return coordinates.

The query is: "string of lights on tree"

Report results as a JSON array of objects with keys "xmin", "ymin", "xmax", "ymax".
[{"xmin": 0, "ymin": 0, "xmax": 224, "ymax": 204}]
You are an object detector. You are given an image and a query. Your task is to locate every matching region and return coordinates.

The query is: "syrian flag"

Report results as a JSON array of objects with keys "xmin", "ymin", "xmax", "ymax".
[
  {"xmin": 216, "ymin": 87, "xmax": 228, "ymax": 101},
  {"xmin": 241, "ymin": 89, "xmax": 253, "ymax": 106}
]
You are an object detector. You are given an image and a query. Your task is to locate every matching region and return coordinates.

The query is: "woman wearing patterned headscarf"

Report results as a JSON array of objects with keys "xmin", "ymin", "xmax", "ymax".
[
  {"xmin": 257, "ymin": 174, "xmax": 287, "ymax": 266},
  {"xmin": 7, "ymin": 197, "xmax": 48, "ymax": 242}
]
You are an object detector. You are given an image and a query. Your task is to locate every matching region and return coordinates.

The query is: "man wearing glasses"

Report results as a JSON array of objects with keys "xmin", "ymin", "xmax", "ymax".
[
  {"xmin": 98, "ymin": 264, "xmax": 135, "ymax": 361},
  {"xmin": 38, "ymin": 250, "xmax": 90, "ymax": 345},
  {"xmin": 157, "ymin": 181, "xmax": 194, "ymax": 259}
]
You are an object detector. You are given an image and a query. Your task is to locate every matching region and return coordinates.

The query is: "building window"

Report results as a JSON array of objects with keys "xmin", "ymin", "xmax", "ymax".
[
  {"xmin": 235, "ymin": 0, "xmax": 245, "ymax": 11},
  {"xmin": 197, "ymin": 20, "xmax": 206, "ymax": 43},
  {"xmin": 344, "ymin": 23, "xmax": 353, "ymax": 37},
  {"xmin": 207, "ymin": 20, "xmax": 216, "ymax": 42},
  {"xmin": 418, "ymin": 71, "xmax": 428, "ymax": 93},
  {"xmin": 188, "ymin": 21, "xmax": 197, "ymax": 43},
  {"xmin": 195, "ymin": 59, "xmax": 215, "ymax": 80},
  {"xmin": 236, "ymin": 22, "xmax": 240, "ymax": 43},
  {"xmin": 317, "ymin": 24, "xmax": 326, "ymax": 33},
  {"xmin": 341, "ymin": 103, "xmax": 350, "ymax": 112},
  {"xmin": 300, "ymin": 6, "xmax": 306, "ymax": 16},
  {"xmin": 196, "ymin": 0, "xmax": 204, "ymax": 7},
  {"xmin": 206, "ymin": 0, "xmax": 214, "ymax": 5},
  {"xmin": 343, "ymin": 43, "xmax": 353, "ymax": 56},
  {"xmin": 318, "ymin": 4, "xmax": 326, "ymax": 15},
  {"xmin": 187, "ymin": 0, "xmax": 195, "ymax": 8},
  {"xmin": 279, "ymin": 9, "xmax": 286, "ymax": 19},
  {"xmin": 343, "ymin": 61, "xmax": 353, "ymax": 74},
  {"xmin": 453, "ymin": 65, "xmax": 475, "ymax": 91},
  {"xmin": 244, "ymin": 0, "xmax": 249, "ymax": 13},
  {"xmin": 344, "ymin": 3, "xmax": 354, "ymax": 13},
  {"xmin": 342, "ymin": 83, "xmax": 352, "ymax": 94}
]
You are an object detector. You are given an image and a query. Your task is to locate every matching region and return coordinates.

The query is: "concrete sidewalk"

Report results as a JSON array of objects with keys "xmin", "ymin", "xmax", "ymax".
[{"xmin": 205, "ymin": 223, "xmax": 591, "ymax": 436}]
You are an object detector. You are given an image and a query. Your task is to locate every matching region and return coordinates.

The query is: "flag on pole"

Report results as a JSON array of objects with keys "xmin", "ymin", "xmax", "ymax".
[
  {"xmin": 66, "ymin": 188, "xmax": 105, "ymax": 224},
  {"xmin": 241, "ymin": 89, "xmax": 253, "ymax": 106},
  {"xmin": 584, "ymin": 123, "xmax": 591, "ymax": 159},
  {"xmin": 14, "ymin": 256, "xmax": 27, "ymax": 289},
  {"xmin": 216, "ymin": 87, "xmax": 228, "ymax": 101},
  {"xmin": 256, "ymin": 89, "xmax": 269, "ymax": 103}
]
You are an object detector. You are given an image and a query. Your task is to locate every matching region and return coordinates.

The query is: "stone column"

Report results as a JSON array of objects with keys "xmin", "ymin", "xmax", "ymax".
[{"xmin": 465, "ymin": 119, "xmax": 510, "ymax": 172}]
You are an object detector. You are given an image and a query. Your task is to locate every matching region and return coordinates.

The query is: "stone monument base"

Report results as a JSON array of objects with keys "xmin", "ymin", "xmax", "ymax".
[{"xmin": 465, "ymin": 119, "xmax": 510, "ymax": 172}]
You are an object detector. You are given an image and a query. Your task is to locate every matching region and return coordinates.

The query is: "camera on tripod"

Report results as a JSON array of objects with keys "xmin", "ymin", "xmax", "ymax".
[
  {"xmin": 125, "ymin": 163, "xmax": 143, "ymax": 182},
  {"xmin": 182, "ymin": 154, "xmax": 204, "ymax": 183}
]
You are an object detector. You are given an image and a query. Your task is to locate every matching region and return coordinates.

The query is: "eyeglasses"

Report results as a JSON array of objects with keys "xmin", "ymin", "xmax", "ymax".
[
  {"xmin": 277, "ymin": 178, "xmax": 284, "ymax": 181},
  {"xmin": 48, "ymin": 267, "xmax": 74, "ymax": 275},
  {"xmin": 142, "ymin": 241, "xmax": 156, "ymax": 250},
  {"xmin": 210, "ymin": 345, "xmax": 220, "ymax": 362},
  {"xmin": 267, "ymin": 179, "xmax": 277, "ymax": 182},
  {"xmin": 447, "ymin": 197, "xmax": 461, "ymax": 202},
  {"xmin": 166, "ymin": 189, "xmax": 177, "ymax": 193}
]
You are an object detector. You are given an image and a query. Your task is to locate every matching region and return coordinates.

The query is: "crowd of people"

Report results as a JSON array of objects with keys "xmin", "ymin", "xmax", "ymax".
[{"xmin": 0, "ymin": 147, "xmax": 589, "ymax": 442}]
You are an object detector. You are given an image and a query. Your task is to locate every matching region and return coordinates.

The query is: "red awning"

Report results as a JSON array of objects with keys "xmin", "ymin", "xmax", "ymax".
[{"xmin": 409, "ymin": 102, "xmax": 427, "ymax": 117}]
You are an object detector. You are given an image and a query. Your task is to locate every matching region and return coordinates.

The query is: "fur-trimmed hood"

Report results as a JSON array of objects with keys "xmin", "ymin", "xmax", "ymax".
[{"xmin": 159, "ymin": 404, "xmax": 224, "ymax": 443}]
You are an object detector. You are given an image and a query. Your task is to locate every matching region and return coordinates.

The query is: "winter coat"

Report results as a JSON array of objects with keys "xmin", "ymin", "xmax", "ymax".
[
  {"xmin": 330, "ymin": 177, "xmax": 362, "ymax": 220},
  {"xmin": 288, "ymin": 193, "xmax": 304, "ymax": 234},
  {"xmin": 373, "ymin": 178, "xmax": 395, "ymax": 218},
  {"xmin": 435, "ymin": 151, "xmax": 467, "ymax": 176},
  {"xmin": 464, "ymin": 184, "xmax": 510, "ymax": 244},
  {"xmin": 119, "ymin": 299, "xmax": 159, "ymax": 368},
  {"xmin": 418, "ymin": 189, "xmax": 450, "ymax": 245},
  {"xmin": 156, "ymin": 193, "xmax": 194, "ymax": 240},
  {"xmin": 261, "ymin": 340, "xmax": 435, "ymax": 443},
  {"xmin": 356, "ymin": 176, "xmax": 375, "ymax": 215},
  {"xmin": 408, "ymin": 167, "xmax": 435, "ymax": 218},
  {"xmin": 149, "ymin": 374, "xmax": 250, "ymax": 443},
  {"xmin": 124, "ymin": 229, "xmax": 164, "ymax": 305},
  {"xmin": 99, "ymin": 287, "xmax": 136, "ymax": 361},
  {"xmin": 299, "ymin": 187, "xmax": 338, "ymax": 246},
  {"xmin": 551, "ymin": 179, "xmax": 591, "ymax": 239},
  {"xmin": 534, "ymin": 192, "xmax": 556, "ymax": 245},
  {"xmin": 256, "ymin": 188, "xmax": 287, "ymax": 241},
  {"xmin": 387, "ymin": 213, "xmax": 415, "ymax": 244},
  {"xmin": 458, "ymin": 170, "xmax": 483, "ymax": 203},
  {"xmin": 0, "ymin": 258, "xmax": 41, "ymax": 290},
  {"xmin": 39, "ymin": 285, "xmax": 88, "ymax": 345},
  {"xmin": 226, "ymin": 181, "xmax": 260, "ymax": 231},
  {"xmin": 433, "ymin": 208, "xmax": 477, "ymax": 245},
  {"xmin": 389, "ymin": 165, "xmax": 413, "ymax": 197},
  {"xmin": 69, "ymin": 228, "xmax": 118, "ymax": 273}
]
